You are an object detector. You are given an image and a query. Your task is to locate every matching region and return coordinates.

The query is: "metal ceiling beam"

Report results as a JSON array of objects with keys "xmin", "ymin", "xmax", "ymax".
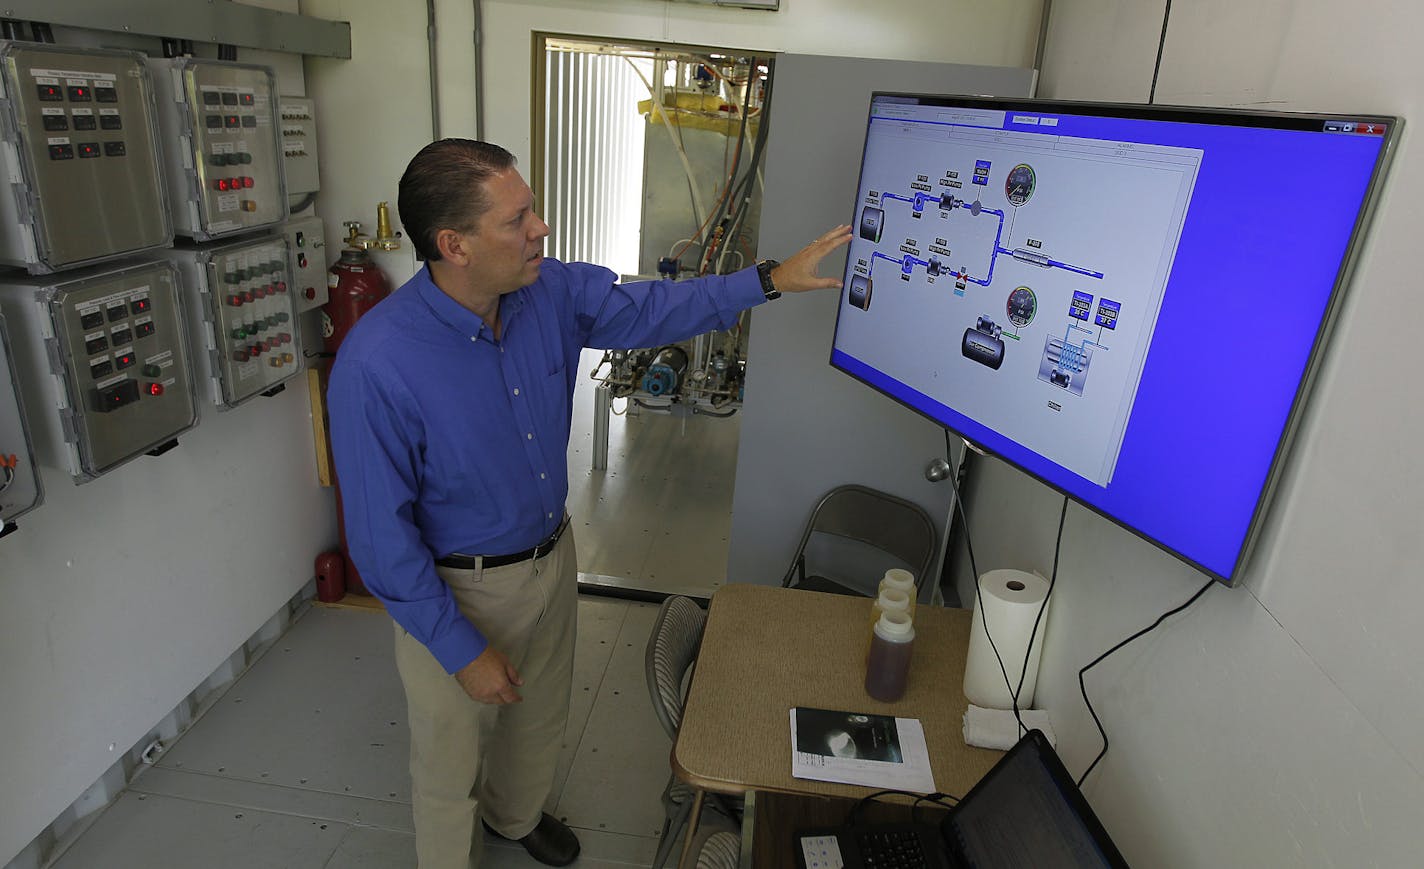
[{"xmin": 0, "ymin": 0, "xmax": 351, "ymax": 59}]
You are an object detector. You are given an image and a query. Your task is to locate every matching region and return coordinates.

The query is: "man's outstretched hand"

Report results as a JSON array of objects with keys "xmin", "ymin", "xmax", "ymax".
[{"xmin": 770, "ymin": 224, "xmax": 854, "ymax": 294}]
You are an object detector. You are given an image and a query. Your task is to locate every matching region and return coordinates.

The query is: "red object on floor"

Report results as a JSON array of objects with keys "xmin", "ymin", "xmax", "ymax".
[{"xmin": 315, "ymin": 550, "xmax": 346, "ymax": 602}]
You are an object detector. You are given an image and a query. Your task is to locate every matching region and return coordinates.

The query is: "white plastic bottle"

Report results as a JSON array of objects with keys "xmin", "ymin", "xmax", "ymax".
[{"xmin": 878, "ymin": 568, "xmax": 916, "ymax": 619}]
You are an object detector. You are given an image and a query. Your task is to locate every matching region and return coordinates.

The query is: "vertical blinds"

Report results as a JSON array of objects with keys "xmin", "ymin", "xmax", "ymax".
[{"xmin": 543, "ymin": 50, "xmax": 649, "ymax": 278}]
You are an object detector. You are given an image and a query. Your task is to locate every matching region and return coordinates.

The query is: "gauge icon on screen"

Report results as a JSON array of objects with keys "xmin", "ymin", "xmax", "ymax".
[
  {"xmin": 1006, "ymin": 286, "xmax": 1037, "ymax": 327},
  {"xmin": 1005, "ymin": 163, "xmax": 1036, "ymax": 206}
]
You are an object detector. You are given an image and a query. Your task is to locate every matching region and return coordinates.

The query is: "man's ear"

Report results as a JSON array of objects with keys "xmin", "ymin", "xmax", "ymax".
[{"xmin": 435, "ymin": 228, "xmax": 472, "ymax": 265}]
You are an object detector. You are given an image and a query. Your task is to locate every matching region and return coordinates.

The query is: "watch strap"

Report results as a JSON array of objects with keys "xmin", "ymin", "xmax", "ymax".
[{"xmin": 757, "ymin": 259, "xmax": 782, "ymax": 300}]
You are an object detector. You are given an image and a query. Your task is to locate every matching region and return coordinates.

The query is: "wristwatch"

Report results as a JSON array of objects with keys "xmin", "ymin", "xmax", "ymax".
[{"xmin": 756, "ymin": 259, "xmax": 782, "ymax": 301}]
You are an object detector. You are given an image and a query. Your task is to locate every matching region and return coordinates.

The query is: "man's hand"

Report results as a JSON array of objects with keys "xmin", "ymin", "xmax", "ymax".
[
  {"xmin": 454, "ymin": 646, "xmax": 524, "ymax": 705},
  {"xmin": 769, "ymin": 224, "xmax": 854, "ymax": 294}
]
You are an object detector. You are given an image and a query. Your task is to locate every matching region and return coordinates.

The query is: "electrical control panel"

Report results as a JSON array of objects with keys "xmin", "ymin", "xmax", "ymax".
[
  {"xmin": 148, "ymin": 58, "xmax": 286, "ymax": 241},
  {"xmin": 279, "ymin": 96, "xmax": 319, "ymax": 195},
  {"xmin": 0, "ymin": 261, "xmax": 199, "ymax": 483},
  {"xmin": 162, "ymin": 235, "xmax": 302, "ymax": 408},
  {"xmin": 0, "ymin": 312, "xmax": 43, "ymax": 527},
  {"xmin": 284, "ymin": 215, "xmax": 328, "ymax": 313},
  {"xmin": 0, "ymin": 42, "xmax": 172, "ymax": 273}
]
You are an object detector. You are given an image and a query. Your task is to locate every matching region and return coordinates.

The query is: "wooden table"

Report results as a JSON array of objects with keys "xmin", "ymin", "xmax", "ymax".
[{"xmin": 671, "ymin": 584, "xmax": 1004, "ymax": 866}]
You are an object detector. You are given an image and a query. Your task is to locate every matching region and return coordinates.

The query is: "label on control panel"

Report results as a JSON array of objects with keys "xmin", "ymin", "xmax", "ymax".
[
  {"xmin": 217, "ymin": 193, "xmax": 238, "ymax": 213},
  {"xmin": 94, "ymin": 372, "xmax": 128, "ymax": 390},
  {"xmin": 30, "ymin": 68, "xmax": 118, "ymax": 82}
]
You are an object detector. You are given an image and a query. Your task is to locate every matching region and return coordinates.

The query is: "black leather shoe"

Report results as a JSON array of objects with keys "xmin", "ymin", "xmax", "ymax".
[{"xmin": 483, "ymin": 812, "xmax": 581, "ymax": 866}]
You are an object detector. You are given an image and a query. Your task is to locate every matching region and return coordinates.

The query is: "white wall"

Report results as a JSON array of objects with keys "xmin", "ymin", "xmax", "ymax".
[
  {"xmin": 0, "ymin": 3, "xmax": 339, "ymax": 864},
  {"xmin": 943, "ymin": 1, "xmax": 1424, "ymax": 865},
  {"xmin": 479, "ymin": 0, "xmax": 1044, "ymax": 168},
  {"xmin": 303, "ymin": 0, "xmax": 1043, "ymax": 277}
]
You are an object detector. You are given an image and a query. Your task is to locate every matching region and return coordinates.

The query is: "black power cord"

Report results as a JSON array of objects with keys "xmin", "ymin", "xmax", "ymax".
[
  {"xmin": 1076, "ymin": 574, "xmax": 1214, "ymax": 786},
  {"xmin": 943, "ymin": 429, "xmax": 1067, "ymax": 737},
  {"xmin": 938, "ymin": 431, "xmax": 1216, "ymax": 788},
  {"xmin": 846, "ymin": 789, "xmax": 959, "ymax": 828}
]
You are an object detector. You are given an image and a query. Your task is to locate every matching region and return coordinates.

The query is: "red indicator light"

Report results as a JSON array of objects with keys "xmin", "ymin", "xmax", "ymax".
[
  {"xmin": 226, "ymin": 294, "xmax": 243, "ymax": 307},
  {"xmin": 242, "ymin": 291, "xmax": 255, "ymax": 304},
  {"xmin": 275, "ymin": 281, "xmax": 288, "ymax": 293},
  {"xmin": 147, "ymin": 383, "xmax": 164, "ymax": 397},
  {"xmin": 214, "ymin": 178, "xmax": 231, "ymax": 191},
  {"xmin": 232, "ymin": 349, "xmax": 249, "ymax": 362},
  {"xmin": 241, "ymin": 176, "xmax": 254, "ymax": 189}
]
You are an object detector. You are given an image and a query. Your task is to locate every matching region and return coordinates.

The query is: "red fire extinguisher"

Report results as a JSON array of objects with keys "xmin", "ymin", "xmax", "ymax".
[
  {"xmin": 321, "ymin": 223, "xmax": 394, "ymax": 596},
  {"xmin": 321, "ymin": 236, "xmax": 392, "ymax": 355}
]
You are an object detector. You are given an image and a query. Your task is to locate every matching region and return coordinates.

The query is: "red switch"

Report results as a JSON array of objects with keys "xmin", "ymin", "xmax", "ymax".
[{"xmin": 147, "ymin": 383, "xmax": 164, "ymax": 397}]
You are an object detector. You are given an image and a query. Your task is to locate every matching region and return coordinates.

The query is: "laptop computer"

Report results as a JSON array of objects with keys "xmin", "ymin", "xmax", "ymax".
[{"xmin": 797, "ymin": 729, "xmax": 1130, "ymax": 868}]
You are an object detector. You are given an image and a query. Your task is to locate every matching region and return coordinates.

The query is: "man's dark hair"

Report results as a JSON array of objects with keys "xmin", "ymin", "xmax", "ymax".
[{"xmin": 397, "ymin": 139, "xmax": 517, "ymax": 261}]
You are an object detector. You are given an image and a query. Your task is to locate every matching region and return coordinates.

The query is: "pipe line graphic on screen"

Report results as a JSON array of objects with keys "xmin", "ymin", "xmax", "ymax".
[{"xmin": 855, "ymin": 161, "xmax": 1115, "ymax": 391}]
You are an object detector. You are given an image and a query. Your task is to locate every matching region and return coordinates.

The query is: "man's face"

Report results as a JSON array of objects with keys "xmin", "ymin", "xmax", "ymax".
[{"xmin": 464, "ymin": 167, "xmax": 550, "ymax": 294}]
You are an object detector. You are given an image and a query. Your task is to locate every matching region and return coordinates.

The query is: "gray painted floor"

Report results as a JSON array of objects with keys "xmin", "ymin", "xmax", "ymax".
[
  {"xmin": 50, "ymin": 601, "xmax": 676, "ymax": 869},
  {"xmin": 567, "ymin": 349, "xmax": 741, "ymax": 595},
  {"xmin": 46, "ymin": 373, "xmax": 740, "ymax": 867}
]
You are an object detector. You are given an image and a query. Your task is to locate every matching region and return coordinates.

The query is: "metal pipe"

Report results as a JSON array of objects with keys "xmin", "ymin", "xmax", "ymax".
[
  {"xmin": 427, "ymin": 0, "xmax": 441, "ymax": 140},
  {"xmin": 1033, "ymin": 0, "xmax": 1054, "ymax": 84},
  {"xmin": 473, "ymin": 0, "xmax": 485, "ymax": 140},
  {"xmin": 592, "ymin": 384, "xmax": 611, "ymax": 471}
]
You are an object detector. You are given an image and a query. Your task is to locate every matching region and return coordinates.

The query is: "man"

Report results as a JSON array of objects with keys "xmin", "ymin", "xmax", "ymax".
[{"xmin": 327, "ymin": 139, "xmax": 850, "ymax": 869}]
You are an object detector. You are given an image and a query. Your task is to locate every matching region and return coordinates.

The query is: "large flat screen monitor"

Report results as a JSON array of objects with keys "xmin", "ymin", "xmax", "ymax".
[{"xmin": 831, "ymin": 94, "xmax": 1398, "ymax": 583}]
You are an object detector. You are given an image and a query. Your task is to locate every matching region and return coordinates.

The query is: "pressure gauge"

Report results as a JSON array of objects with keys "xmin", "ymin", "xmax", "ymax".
[
  {"xmin": 1005, "ymin": 163, "xmax": 1036, "ymax": 206},
  {"xmin": 1007, "ymin": 286, "xmax": 1037, "ymax": 327}
]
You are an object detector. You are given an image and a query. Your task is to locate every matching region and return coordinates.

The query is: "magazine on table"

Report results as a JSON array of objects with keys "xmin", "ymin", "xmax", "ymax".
[{"xmin": 789, "ymin": 706, "xmax": 936, "ymax": 793}]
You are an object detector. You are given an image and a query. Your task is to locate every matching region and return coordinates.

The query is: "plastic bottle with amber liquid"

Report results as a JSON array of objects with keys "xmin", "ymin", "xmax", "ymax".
[{"xmin": 865, "ymin": 610, "xmax": 916, "ymax": 702}]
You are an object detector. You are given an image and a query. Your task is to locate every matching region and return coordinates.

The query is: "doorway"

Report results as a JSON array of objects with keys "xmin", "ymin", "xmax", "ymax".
[{"xmin": 534, "ymin": 35, "xmax": 772, "ymax": 598}]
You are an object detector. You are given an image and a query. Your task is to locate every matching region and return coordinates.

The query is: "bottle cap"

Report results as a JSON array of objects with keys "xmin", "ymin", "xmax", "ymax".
[
  {"xmin": 875, "ymin": 609, "xmax": 915, "ymax": 640},
  {"xmin": 875, "ymin": 587, "xmax": 911, "ymax": 616},
  {"xmin": 881, "ymin": 568, "xmax": 915, "ymax": 596}
]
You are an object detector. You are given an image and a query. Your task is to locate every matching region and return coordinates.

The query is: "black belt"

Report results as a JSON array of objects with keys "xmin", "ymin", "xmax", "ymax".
[{"xmin": 436, "ymin": 517, "xmax": 567, "ymax": 570}]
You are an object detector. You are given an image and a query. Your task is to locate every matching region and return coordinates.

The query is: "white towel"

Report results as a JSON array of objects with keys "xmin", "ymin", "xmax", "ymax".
[{"xmin": 962, "ymin": 704, "xmax": 1056, "ymax": 751}]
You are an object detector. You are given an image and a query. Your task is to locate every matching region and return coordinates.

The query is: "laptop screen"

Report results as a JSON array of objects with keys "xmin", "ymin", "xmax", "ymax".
[{"xmin": 943, "ymin": 731, "xmax": 1128, "ymax": 868}]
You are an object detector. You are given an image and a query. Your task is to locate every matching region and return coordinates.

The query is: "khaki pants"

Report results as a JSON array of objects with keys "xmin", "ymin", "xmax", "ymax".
[{"xmin": 393, "ymin": 530, "xmax": 578, "ymax": 869}]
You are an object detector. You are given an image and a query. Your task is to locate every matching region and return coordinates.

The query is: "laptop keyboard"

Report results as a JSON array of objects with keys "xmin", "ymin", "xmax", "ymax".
[{"xmin": 856, "ymin": 829, "xmax": 930, "ymax": 868}]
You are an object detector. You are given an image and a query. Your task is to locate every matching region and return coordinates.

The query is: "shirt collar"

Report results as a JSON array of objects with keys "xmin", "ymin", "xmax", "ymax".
[{"xmin": 414, "ymin": 264, "xmax": 529, "ymax": 340}]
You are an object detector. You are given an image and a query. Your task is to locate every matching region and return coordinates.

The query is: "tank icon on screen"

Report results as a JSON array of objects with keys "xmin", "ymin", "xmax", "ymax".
[
  {"xmin": 849, "ymin": 275, "xmax": 873, "ymax": 311},
  {"xmin": 859, "ymin": 206, "xmax": 884, "ymax": 243},
  {"xmin": 962, "ymin": 316, "xmax": 1005, "ymax": 370}
]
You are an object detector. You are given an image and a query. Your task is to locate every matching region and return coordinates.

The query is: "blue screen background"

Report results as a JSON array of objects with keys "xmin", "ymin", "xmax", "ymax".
[{"xmin": 831, "ymin": 106, "xmax": 1388, "ymax": 579}]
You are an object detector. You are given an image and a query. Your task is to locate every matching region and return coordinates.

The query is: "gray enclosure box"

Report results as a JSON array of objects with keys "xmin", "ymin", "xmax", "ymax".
[
  {"xmin": 148, "ymin": 58, "xmax": 287, "ymax": 241},
  {"xmin": 0, "ymin": 42, "xmax": 172, "ymax": 274},
  {"xmin": 161, "ymin": 235, "xmax": 302, "ymax": 409},
  {"xmin": 0, "ymin": 260, "xmax": 199, "ymax": 483}
]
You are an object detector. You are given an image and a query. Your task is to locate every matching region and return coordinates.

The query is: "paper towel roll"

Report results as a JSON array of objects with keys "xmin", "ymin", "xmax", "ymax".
[{"xmin": 963, "ymin": 569, "xmax": 1050, "ymax": 710}]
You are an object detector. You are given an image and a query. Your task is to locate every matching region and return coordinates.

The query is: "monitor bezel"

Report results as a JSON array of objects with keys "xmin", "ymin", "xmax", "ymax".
[{"xmin": 831, "ymin": 92, "xmax": 1402, "ymax": 585}]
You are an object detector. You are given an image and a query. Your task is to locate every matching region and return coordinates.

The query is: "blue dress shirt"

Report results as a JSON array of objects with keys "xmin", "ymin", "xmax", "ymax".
[{"xmin": 327, "ymin": 258, "xmax": 764, "ymax": 673}]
